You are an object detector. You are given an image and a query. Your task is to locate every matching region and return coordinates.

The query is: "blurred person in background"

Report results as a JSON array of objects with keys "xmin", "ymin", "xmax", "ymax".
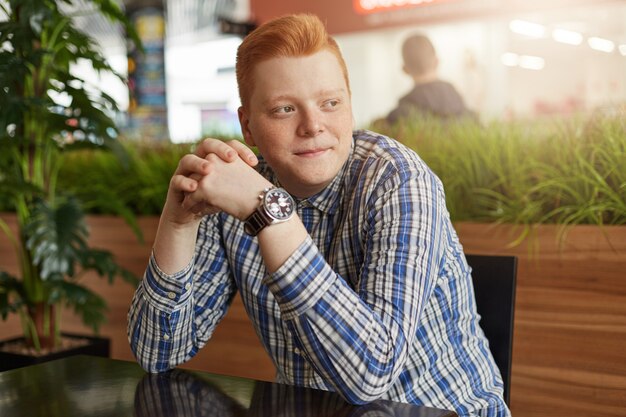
[{"xmin": 385, "ymin": 33, "xmax": 475, "ymax": 124}]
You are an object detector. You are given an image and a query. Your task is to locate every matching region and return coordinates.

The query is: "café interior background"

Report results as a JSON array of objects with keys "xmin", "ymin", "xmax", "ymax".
[{"xmin": 54, "ymin": 0, "xmax": 626, "ymax": 142}]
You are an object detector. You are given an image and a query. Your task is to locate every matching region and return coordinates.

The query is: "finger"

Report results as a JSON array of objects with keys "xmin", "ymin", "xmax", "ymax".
[
  {"xmin": 195, "ymin": 138, "xmax": 237, "ymax": 162},
  {"xmin": 225, "ymin": 140, "xmax": 258, "ymax": 166},
  {"xmin": 176, "ymin": 154, "xmax": 209, "ymax": 177},
  {"xmin": 170, "ymin": 174, "xmax": 199, "ymax": 194}
]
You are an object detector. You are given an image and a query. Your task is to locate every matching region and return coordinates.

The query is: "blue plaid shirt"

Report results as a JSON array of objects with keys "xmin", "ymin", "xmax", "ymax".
[{"xmin": 128, "ymin": 130, "xmax": 510, "ymax": 417}]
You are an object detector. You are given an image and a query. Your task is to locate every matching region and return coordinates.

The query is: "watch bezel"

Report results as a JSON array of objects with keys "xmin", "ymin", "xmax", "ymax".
[
  {"xmin": 262, "ymin": 187, "xmax": 295, "ymax": 222},
  {"xmin": 244, "ymin": 187, "xmax": 295, "ymax": 236}
]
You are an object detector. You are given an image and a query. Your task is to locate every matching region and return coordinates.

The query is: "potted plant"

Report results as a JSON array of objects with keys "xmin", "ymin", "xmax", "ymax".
[{"xmin": 0, "ymin": 0, "xmax": 141, "ymax": 368}]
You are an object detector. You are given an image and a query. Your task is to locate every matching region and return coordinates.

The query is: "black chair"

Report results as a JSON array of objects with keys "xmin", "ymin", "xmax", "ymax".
[{"xmin": 465, "ymin": 254, "xmax": 517, "ymax": 406}]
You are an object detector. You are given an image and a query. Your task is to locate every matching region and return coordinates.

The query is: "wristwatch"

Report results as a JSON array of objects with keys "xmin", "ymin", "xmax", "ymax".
[{"xmin": 244, "ymin": 187, "xmax": 296, "ymax": 236}]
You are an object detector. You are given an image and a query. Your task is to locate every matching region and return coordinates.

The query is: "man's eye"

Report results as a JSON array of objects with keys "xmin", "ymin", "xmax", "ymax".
[
  {"xmin": 274, "ymin": 105, "xmax": 295, "ymax": 114},
  {"xmin": 322, "ymin": 99, "xmax": 340, "ymax": 109}
]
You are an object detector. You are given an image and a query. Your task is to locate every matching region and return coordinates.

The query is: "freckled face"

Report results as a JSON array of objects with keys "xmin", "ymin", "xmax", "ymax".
[{"xmin": 238, "ymin": 50, "xmax": 354, "ymax": 198}]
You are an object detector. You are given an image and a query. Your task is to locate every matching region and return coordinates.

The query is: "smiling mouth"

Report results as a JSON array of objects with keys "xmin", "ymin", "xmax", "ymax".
[{"xmin": 295, "ymin": 148, "xmax": 328, "ymax": 158}]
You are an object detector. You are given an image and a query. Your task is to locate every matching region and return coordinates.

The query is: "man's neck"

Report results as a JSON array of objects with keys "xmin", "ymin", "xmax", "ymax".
[{"xmin": 412, "ymin": 70, "xmax": 438, "ymax": 85}]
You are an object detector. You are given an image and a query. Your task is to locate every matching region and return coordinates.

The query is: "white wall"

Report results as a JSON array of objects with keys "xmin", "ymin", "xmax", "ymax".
[{"xmin": 165, "ymin": 36, "xmax": 242, "ymax": 142}]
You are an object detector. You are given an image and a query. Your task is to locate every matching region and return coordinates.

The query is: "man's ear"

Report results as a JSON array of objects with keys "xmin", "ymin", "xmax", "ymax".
[{"xmin": 238, "ymin": 106, "xmax": 255, "ymax": 147}]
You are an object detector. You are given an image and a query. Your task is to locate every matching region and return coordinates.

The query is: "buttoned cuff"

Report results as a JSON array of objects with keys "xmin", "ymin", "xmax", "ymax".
[
  {"xmin": 142, "ymin": 252, "xmax": 194, "ymax": 312},
  {"xmin": 263, "ymin": 236, "xmax": 335, "ymax": 321}
]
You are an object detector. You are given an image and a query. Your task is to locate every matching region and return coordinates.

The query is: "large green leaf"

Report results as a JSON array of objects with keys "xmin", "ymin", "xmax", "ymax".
[
  {"xmin": 57, "ymin": 281, "xmax": 108, "ymax": 332},
  {"xmin": 24, "ymin": 197, "xmax": 90, "ymax": 281}
]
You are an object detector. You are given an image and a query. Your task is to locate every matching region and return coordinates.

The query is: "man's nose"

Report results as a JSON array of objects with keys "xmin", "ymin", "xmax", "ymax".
[{"xmin": 297, "ymin": 108, "xmax": 324, "ymax": 137}]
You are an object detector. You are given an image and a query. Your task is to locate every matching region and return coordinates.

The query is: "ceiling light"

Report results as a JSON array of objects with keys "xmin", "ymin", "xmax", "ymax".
[
  {"xmin": 552, "ymin": 28, "xmax": 583, "ymax": 45},
  {"xmin": 518, "ymin": 55, "xmax": 545, "ymax": 70},
  {"xmin": 509, "ymin": 19, "xmax": 546, "ymax": 38},
  {"xmin": 501, "ymin": 53, "xmax": 544, "ymax": 70},
  {"xmin": 501, "ymin": 52, "xmax": 519, "ymax": 67},
  {"xmin": 619, "ymin": 44, "xmax": 626, "ymax": 56},
  {"xmin": 588, "ymin": 37, "xmax": 615, "ymax": 53}
]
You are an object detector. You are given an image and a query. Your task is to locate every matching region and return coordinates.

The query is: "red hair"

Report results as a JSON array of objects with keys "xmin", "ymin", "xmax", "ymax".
[{"xmin": 236, "ymin": 14, "xmax": 351, "ymax": 108}]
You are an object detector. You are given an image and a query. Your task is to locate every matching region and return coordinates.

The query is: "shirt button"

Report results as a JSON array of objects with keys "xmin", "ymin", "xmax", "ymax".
[
  {"xmin": 167, "ymin": 291, "xmax": 176, "ymax": 299},
  {"xmin": 184, "ymin": 283, "xmax": 191, "ymax": 291},
  {"xmin": 163, "ymin": 334, "xmax": 170, "ymax": 340},
  {"xmin": 294, "ymin": 348, "xmax": 301, "ymax": 355}
]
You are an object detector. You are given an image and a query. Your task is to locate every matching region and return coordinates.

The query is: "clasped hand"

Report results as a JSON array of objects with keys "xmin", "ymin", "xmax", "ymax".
[{"xmin": 163, "ymin": 138, "xmax": 272, "ymax": 227}]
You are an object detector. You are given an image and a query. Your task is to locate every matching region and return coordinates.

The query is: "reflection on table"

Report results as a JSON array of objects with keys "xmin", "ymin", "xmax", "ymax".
[{"xmin": 0, "ymin": 355, "xmax": 457, "ymax": 417}]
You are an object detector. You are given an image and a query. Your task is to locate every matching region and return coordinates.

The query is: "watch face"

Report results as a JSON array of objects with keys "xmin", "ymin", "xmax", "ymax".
[{"xmin": 263, "ymin": 188, "xmax": 295, "ymax": 221}]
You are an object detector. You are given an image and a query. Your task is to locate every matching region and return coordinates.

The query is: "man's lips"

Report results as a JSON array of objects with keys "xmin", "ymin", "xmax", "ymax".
[{"xmin": 294, "ymin": 148, "xmax": 329, "ymax": 157}]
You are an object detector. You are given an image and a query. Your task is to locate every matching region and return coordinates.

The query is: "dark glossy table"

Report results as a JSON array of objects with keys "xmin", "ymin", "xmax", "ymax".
[{"xmin": 0, "ymin": 355, "xmax": 458, "ymax": 417}]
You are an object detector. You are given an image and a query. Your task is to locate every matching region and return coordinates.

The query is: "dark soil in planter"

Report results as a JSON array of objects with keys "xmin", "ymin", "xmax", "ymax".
[{"xmin": 0, "ymin": 333, "xmax": 110, "ymax": 372}]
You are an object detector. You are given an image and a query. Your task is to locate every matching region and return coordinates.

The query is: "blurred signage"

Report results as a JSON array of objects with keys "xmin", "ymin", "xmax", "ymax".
[
  {"xmin": 251, "ymin": 0, "xmax": 612, "ymax": 34},
  {"xmin": 353, "ymin": 0, "xmax": 457, "ymax": 15},
  {"xmin": 127, "ymin": 6, "xmax": 169, "ymax": 141}
]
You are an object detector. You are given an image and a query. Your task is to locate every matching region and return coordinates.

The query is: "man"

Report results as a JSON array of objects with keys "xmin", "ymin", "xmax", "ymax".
[
  {"xmin": 385, "ymin": 34, "xmax": 474, "ymax": 124},
  {"xmin": 128, "ymin": 14, "xmax": 509, "ymax": 417}
]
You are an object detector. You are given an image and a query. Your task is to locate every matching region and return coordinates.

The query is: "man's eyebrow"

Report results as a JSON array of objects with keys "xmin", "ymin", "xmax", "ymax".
[
  {"xmin": 262, "ymin": 89, "xmax": 348, "ymax": 106},
  {"xmin": 262, "ymin": 95, "xmax": 293, "ymax": 106}
]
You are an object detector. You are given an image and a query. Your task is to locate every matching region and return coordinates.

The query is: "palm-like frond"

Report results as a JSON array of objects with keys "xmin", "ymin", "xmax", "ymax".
[{"xmin": 25, "ymin": 197, "xmax": 89, "ymax": 281}]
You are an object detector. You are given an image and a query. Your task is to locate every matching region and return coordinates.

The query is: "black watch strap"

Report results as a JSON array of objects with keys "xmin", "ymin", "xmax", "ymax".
[{"xmin": 244, "ymin": 208, "xmax": 270, "ymax": 236}]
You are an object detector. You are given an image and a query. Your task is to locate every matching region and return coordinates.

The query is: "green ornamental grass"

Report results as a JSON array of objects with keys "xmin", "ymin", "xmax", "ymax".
[
  {"xmin": 373, "ymin": 113, "xmax": 625, "ymax": 228},
  {"xmin": 43, "ymin": 113, "xmax": 625, "ymax": 236}
]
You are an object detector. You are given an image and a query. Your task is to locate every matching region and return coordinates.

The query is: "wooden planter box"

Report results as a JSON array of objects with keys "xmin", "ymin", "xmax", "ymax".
[
  {"xmin": 1, "ymin": 214, "xmax": 625, "ymax": 416},
  {"xmin": 455, "ymin": 222, "xmax": 626, "ymax": 417}
]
